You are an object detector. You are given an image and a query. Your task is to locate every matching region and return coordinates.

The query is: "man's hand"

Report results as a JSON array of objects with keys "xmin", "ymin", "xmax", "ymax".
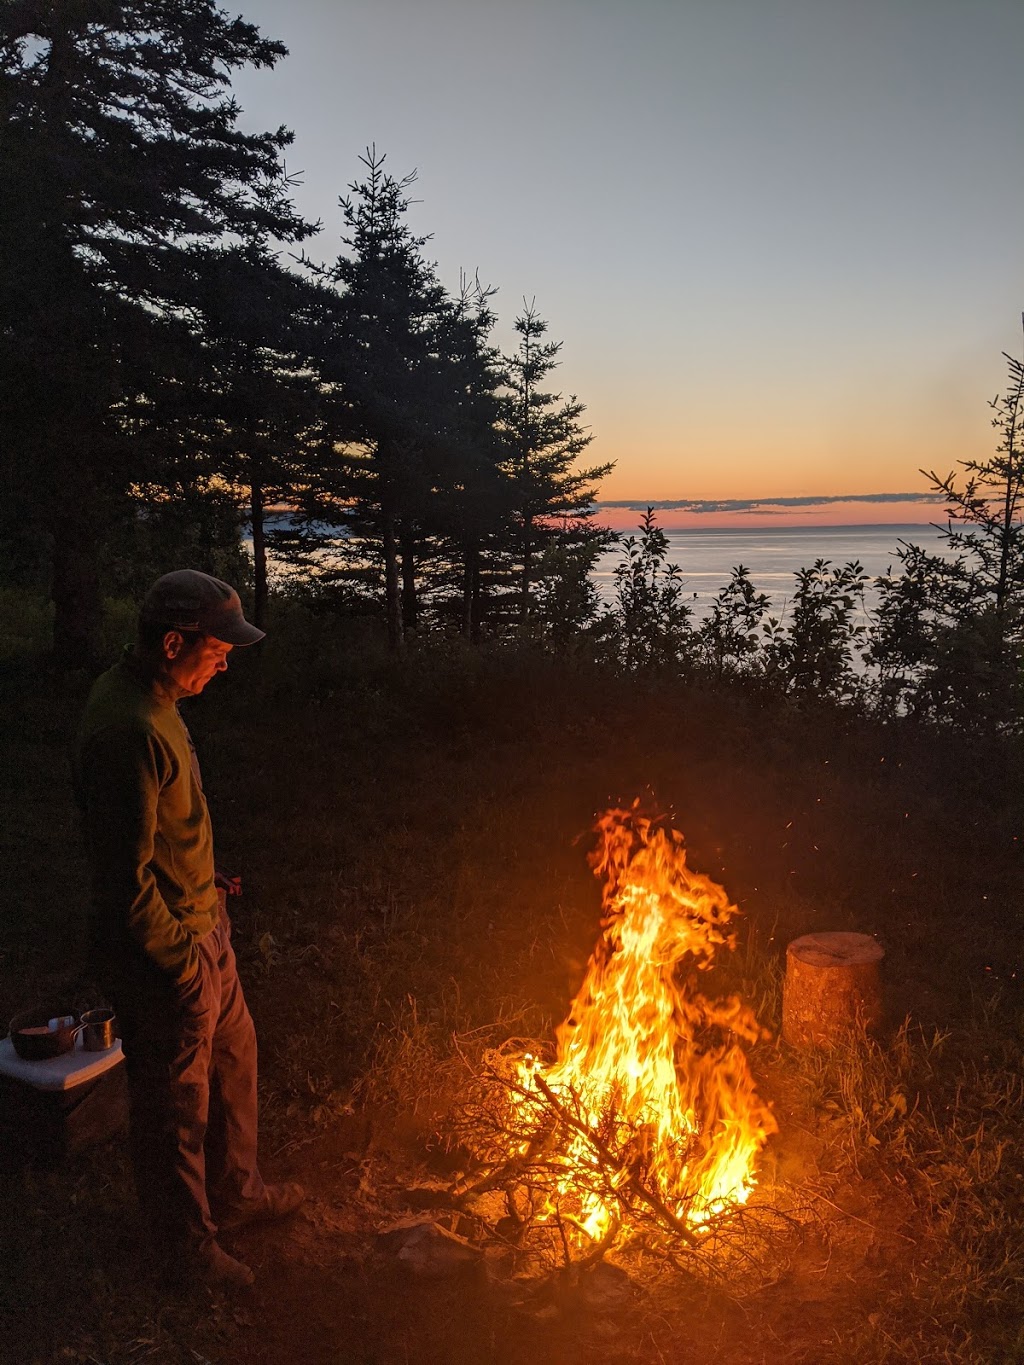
[{"xmin": 214, "ymin": 870, "xmax": 242, "ymax": 897}]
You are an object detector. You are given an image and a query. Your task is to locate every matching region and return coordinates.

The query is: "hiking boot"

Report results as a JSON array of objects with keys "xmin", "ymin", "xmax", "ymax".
[{"xmin": 217, "ymin": 1181, "xmax": 306, "ymax": 1234}]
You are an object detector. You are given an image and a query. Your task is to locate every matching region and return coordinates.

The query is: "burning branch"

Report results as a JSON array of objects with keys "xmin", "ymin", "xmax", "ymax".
[
  {"xmin": 451, "ymin": 804, "xmax": 778, "ymax": 1267},
  {"xmin": 530, "ymin": 1072, "xmax": 702, "ymax": 1247}
]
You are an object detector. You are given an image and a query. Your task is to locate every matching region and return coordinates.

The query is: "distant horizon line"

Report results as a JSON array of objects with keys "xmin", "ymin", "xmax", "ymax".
[
  {"xmin": 596, "ymin": 492, "xmax": 944, "ymax": 513},
  {"xmin": 600, "ymin": 521, "xmax": 945, "ymax": 533}
]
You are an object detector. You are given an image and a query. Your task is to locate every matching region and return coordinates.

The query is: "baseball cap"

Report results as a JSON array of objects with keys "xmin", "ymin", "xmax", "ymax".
[{"xmin": 140, "ymin": 570, "xmax": 265, "ymax": 646}]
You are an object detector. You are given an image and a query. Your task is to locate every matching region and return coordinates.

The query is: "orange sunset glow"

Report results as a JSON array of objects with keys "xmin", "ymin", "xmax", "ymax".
[{"xmin": 595, "ymin": 496, "xmax": 945, "ymax": 533}]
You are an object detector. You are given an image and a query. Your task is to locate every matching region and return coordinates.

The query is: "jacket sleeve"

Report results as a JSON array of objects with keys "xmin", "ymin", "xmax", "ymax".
[{"xmin": 78, "ymin": 723, "xmax": 200, "ymax": 987}]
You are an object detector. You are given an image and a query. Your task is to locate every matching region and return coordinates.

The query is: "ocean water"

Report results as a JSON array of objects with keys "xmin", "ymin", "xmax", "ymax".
[
  {"xmin": 259, "ymin": 518, "xmax": 951, "ymax": 624},
  {"xmin": 592, "ymin": 524, "xmax": 950, "ymax": 622}
]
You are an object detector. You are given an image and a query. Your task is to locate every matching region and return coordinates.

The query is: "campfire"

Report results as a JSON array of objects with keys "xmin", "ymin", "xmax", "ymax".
[{"xmin": 456, "ymin": 804, "xmax": 777, "ymax": 1262}]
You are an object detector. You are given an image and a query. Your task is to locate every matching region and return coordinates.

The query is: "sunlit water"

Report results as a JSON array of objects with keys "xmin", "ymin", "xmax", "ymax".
[
  {"xmin": 593, "ymin": 524, "xmax": 950, "ymax": 623},
  {"xmin": 258, "ymin": 520, "xmax": 951, "ymax": 626}
]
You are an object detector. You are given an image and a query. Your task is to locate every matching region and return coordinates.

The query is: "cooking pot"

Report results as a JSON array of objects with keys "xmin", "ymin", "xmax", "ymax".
[{"xmin": 9, "ymin": 1007, "xmax": 78, "ymax": 1061}]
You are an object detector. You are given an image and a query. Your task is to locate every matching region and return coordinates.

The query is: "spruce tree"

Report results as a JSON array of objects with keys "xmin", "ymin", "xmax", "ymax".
[
  {"xmin": 313, "ymin": 150, "xmax": 452, "ymax": 649},
  {"xmin": 867, "ymin": 326, "xmax": 1024, "ymax": 727},
  {"xmin": 499, "ymin": 303, "xmax": 613, "ymax": 629},
  {"xmin": 0, "ymin": 0, "xmax": 315, "ymax": 663},
  {"xmin": 175, "ymin": 244, "xmax": 329, "ymax": 629},
  {"xmin": 419, "ymin": 276, "xmax": 508, "ymax": 640}
]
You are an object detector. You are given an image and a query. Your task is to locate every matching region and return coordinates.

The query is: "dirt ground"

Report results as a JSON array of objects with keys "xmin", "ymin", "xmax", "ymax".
[
  {"xmin": 0, "ymin": 1050, "xmax": 928, "ymax": 1365},
  {"xmin": 207, "ymin": 1092, "xmax": 917, "ymax": 1365}
]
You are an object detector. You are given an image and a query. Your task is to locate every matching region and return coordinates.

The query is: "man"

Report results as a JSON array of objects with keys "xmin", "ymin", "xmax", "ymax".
[{"xmin": 74, "ymin": 570, "xmax": 303, "ymax": 1291}]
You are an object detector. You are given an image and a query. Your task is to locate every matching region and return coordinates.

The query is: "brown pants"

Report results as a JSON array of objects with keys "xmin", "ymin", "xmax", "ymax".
[{"xmin": 109, "ymin": 914, "xmax": 265, "ymax": 1250}]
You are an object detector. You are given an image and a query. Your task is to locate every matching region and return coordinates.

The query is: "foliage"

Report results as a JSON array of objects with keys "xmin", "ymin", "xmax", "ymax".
[
  {"xmin": 607, "ymin": 513, "xmax": 871, "ymax": 704},
  {"xmin": 101, "ymin": 484, "xmax": 253, "ymax": 605},
  {"xmin": 0, "ymin": 0, "xmax": 315, "ymax": 663},
  {"xmin": 422, "ymin": 276, "xmax": 510, "ymax": 642},
  {"xmin": 159, "ymin": 243, "xmax": 330, "ymax": 629},
  {"xmin": 867, "ymin": 335, "xmax": 1024, "ymax": 731},
  {"xmin": 280, "ymin": 176, "xmax": 612, "ymax": 650},
  {"xmin": 793, "ymin": 1016, "xmax": 1024, "ymax": 1360},
  {"xmin": 294, "ymin": 149, "xmax": 511, "ymax": 648},
  {"xmin": 608, "ymin": 508, "xmax": 693, "ymax": 670},
  {"xmin": 532, "ymin": 539, "xmax": 608, "ymax": 653},
  {"xmin": 762, "ymin": 558, "xmax": 869, "ymax": 700},
  {"xmin": 321, "ymin": 147, "xmax": 450, "ymax": 650},
  {"xmin": 697, "ymin": 565, "xmax": 771, "ymax": 681},
  {"xmin": 928, "ymin": 338, "xmax": 1024, "ymax": 613},
  {"xmin": 498, "ymin": 303, "xmax": 614, "ymax": 629}
]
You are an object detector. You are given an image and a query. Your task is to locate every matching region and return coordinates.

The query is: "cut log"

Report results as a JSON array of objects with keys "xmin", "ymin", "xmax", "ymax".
[{"xmin": 782, "ymin": 932, "xmax": 884, "ymax": 1048}]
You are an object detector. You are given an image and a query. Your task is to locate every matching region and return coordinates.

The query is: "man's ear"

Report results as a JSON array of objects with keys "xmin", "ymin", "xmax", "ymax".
[{"xmin": 163, "ymin": 630, "xmax": 185, "ymax": 661}]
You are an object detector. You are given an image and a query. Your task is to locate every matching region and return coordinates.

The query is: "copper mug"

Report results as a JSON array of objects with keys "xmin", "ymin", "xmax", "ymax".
[{"xmin": 80, "ymin": 1007, "xmax": 117, "ymax": 1052}]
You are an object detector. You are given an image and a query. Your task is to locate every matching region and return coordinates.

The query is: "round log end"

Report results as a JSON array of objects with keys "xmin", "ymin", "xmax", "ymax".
[{"xmin": 782, "ymin": 931, "xmax": 885, "ymax": 1049}]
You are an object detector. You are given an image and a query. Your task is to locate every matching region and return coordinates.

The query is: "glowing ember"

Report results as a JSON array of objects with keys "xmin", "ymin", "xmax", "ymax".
[{"xmin": 509, "ymin": 804, "xmax": 776, "ymax": 1244}]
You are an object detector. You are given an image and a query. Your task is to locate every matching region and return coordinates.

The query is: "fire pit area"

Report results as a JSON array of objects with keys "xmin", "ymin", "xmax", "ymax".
[
  {"xmin": 454, "ymin": 805, "xmax": 776, "ymax": 1251},
  {"xmin": 364, "ymin": 803, "xmax": 831, "ymax": 1298}
]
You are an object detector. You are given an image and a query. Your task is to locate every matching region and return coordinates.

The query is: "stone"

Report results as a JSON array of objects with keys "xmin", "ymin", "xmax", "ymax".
[{"xmin": 377, "ymin": 1217, "xmax": 482, "ymax": 1278}]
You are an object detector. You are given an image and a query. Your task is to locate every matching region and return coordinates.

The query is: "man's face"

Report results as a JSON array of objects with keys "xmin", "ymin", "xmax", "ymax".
[{"xmin": 163, "ymin": 632, "xmax": 233, "ymax": 695}]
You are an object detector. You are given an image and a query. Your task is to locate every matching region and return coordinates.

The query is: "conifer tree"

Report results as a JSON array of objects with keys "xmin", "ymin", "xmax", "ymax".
[
  {"xmin": 176, "ymin": 244, "xmax": 329, "ymax": 629},
  {"xmin": 0, "ymin": 0, "xmax": 315, "ymax": 662},
  {"xmin": 867, "ymin": 326, "xmax": 1024, "ymax": 727},
  {"xmin": 312, "ymin": 150, "xmax": 455, "ymax": 649},
  {"xmin": 421, "ymin": 276, "xmax": 508, "ymax": 640},
  {"xmin": 499, "ymin": 303, "xmax": 613, "ymax": 629}
]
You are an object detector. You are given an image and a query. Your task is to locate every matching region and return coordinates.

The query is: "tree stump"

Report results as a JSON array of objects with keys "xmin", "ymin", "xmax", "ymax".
[{"xmin": 782, "ymin": 932, "xmax": 884, "ymax": 1048}]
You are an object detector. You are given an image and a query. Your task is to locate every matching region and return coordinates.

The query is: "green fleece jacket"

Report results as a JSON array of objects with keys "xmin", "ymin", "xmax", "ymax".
[{"xmin": 74, "ymin": 650, "xmax": 218, "ymax": 986}]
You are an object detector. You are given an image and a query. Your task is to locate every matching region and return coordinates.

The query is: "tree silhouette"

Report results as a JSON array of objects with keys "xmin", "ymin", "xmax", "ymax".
[
  {"xmin": 0, "ymin": 0, "xmax": 315, "ymax": 662},
  {"xmin": 179, "ymin": 245, "xmax": 329, "ymax": 629},
  {"xmin": 415, "ymin": 274, "xmax": 508, "ymax": 640},
  {"xmin": 499, "ymin": 303, "xmax": 613, "ymax": 629},
  {"xmin": 307, "ymin": 146, "xmax": 507, "ymax": 647},
  {"xmin": 868, "ymin": 324, "xmax": 1024, "ymax": 727}
]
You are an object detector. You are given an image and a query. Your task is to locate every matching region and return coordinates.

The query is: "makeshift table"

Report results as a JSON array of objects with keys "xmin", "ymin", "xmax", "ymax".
[{"xmin": 0, "ymin": 1033, "xmax": 128, "ymax": 1164}]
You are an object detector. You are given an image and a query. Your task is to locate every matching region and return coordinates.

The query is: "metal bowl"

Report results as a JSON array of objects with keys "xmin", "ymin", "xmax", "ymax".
[{"xmin": 9, "ymin": 1007, "xmax": 78, "ymax": 1061}]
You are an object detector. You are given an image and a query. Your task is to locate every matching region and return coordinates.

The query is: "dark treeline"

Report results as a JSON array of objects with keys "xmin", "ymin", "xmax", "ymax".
[
  {"xmin": 0, "ymin": 1, "xmax": 610, "ymax": 662},
  {"xmin": 1, "ymin": 2, "xmax": 1022, "ymax": 733}
]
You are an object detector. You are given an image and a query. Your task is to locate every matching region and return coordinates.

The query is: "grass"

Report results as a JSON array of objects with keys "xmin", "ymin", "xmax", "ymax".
[
  {"xmin": 1, "ymin": 593, "xmax": 1023, "ymax": 1362},
  {"xmin": 789, "ymin": 1018, "xmax": 1024, "ymax": 1361}
]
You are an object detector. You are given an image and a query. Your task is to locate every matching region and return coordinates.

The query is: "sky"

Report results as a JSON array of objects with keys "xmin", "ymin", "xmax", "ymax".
[{"xmin": 231, "ymin": 0, "xmax": 1024, "ymax": 527}]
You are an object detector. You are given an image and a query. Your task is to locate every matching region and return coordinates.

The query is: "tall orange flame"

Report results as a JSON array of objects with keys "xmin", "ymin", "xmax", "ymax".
[{"xmin": 513, "ymin": 805, "xmax": 776, "ymax": 1242}]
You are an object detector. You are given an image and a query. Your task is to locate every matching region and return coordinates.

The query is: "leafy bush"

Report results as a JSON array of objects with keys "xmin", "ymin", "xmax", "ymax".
[
  {"xmin": 608, "ymin": 508, "xmax": 693, "ymax": 671},
  {"xmin": 763, "ymin": 558, "xmax": 869, "ymax": 701},
  {"xmin": 697, "ymin": 565, "xmax": 770, "ymax": 681}
]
